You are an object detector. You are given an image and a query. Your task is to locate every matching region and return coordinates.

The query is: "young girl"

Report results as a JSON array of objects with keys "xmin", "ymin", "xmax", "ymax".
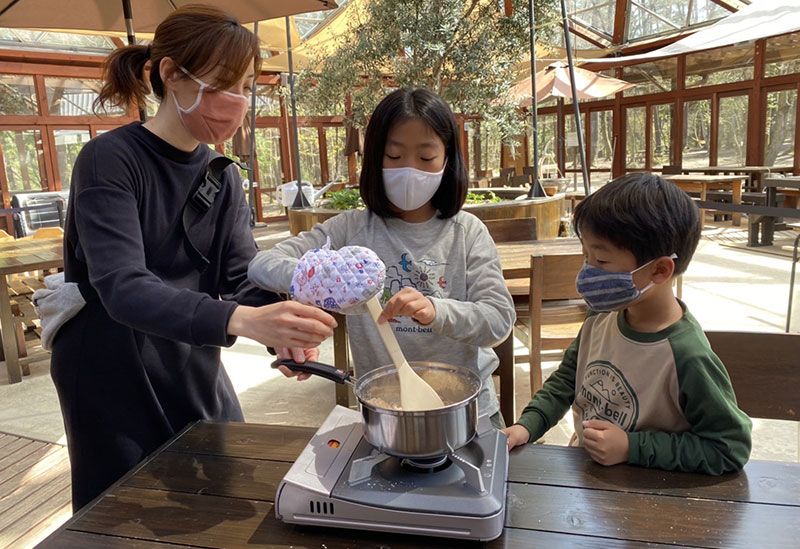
[
  {"xmin": 249, "ymin": 89, "xmax": 514, "ymax": 426},
  {"xmin": 52, "ymin": 6, "xmax": 335, "ymax": 510}
]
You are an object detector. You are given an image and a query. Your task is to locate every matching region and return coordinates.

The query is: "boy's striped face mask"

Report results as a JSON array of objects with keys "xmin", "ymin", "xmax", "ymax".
[{"xmin": 575, "ymin": 253, "xmax": 677, "ymax": 312}]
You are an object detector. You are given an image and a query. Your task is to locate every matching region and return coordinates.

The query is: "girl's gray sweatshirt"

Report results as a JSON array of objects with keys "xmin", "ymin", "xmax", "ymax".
[{"xmin": 248, "ymin": 208, "xmax": 515, "ymax": 418}]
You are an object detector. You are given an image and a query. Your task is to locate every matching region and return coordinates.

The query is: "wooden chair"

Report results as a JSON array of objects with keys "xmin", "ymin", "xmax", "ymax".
[
  {"xmin": 483, "ymin": 218, "xmax": 537, "ymax": 243},
  {"xmin": 515, "ymin": 251, "xmax": 587, "ymax": 396},
  {"xmin": 492, "ymin": 332, "xmax": 515, "ymax": 425},
  {"xmin": 32, "ymin": 227, "xmax": 64, "ymax": 239},
  {"xmin": 705, "ymin": 331, "xmax": 800, "ymax": 422},
  {"xmin": 500, "ymin": 167, "xmax": 516, "ymax": 179},
  {"xmin": 508, "ymin": 174, "xmax": 532, "ymax": 188}
]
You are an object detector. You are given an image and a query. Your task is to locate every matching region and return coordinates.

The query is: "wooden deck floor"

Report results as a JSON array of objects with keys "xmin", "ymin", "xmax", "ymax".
[{"xmin": 0, "ymin": 433, "xmax": 71, "ymax": 548}]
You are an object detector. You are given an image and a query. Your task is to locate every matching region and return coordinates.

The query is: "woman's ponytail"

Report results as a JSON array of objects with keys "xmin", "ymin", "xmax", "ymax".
[{"xmin": 94, "ymin": 44, "xmax": 150, "ymax": 114}]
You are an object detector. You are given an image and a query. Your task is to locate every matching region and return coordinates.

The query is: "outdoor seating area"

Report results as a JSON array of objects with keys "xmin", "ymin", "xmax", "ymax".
[{"xmin": 2, "ymin": 0, "xmax": 800, "ymax": 548}]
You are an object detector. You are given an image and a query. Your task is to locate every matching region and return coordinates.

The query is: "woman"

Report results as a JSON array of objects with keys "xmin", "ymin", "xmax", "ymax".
[{"xmin": 51, "ymin": 5, "xmax": 336, "ymax": 509}]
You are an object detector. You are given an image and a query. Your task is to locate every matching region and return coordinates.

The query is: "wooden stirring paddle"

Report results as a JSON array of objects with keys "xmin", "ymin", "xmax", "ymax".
[{"xmin": 365, "ymin": 296, "xmax": 444, "ymax": 411}]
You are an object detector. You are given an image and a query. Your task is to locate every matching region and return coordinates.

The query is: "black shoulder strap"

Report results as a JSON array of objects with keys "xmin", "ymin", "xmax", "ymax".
[{"xmin": 181, "ymin": 155, "xmax": 239, "ymax": 273}]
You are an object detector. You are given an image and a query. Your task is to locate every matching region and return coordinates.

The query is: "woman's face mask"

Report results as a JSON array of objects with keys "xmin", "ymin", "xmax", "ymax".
[
  {"xmin": 173, "ymin": 65, "xmax": 249, "ymax": 144},
  {"xmin": 575, "ymin": 254, "xmax": 677, "ymax": 312},
  {"xmin": 382, "ymin": 162, "xmax": 446, "ymax": 211}
]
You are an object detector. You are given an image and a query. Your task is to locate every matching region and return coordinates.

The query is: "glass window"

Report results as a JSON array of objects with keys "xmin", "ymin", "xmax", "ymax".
[
  {"xmin": 0, "ymin": 28, "xmax": 116, "ymax": 53},
  {"xmin": 589, "ymin": 110, "xmax": 613, "ymax": 169},
  {"xmin": 764, "ymin": 89, "xmax": 797, "ymax": 167},
  {"xmin": 297, "ymin": 127, "xmax": 321, "ymax": 185},
  {"xmin": 255, "ymin": 86, "xmax": 282, "ymax": 117},
  {"xmin": 686, "ymin": 42, "xmax": 754, "ymax": 88},
  {"xmin": 650, "ymin": 103, "xmax": 674, "ymax": 169},
  {"xmin": 1, "ymin": 129, "xmax": 47, "ymax": 192},
  {"xmin": 45, "ymin": 77, "xmax": 125, "ymax": 116},
  {"xmin": 0, "ymin": 74, "xmax": 38, "ymax": 115},
  {"xmin": 717, "ymin": 95, "xmax": 748, "ymax": 166},
  {"xmin": 565, "ymin": 114, "xmax": 584, "ymax": 172},
  {"xmin": 625, "ymin": 106, "xmax": 646, "ymax": 170},
  {"xmin": 569, "ymin": 0, "xmax": 615, "ymax": 36},
  {"xmin": 481, "ymin": 121, "xmax": 501, "ymax": 177},
  {"xmin": 324, "ymin": 126, "xmax": 347, "ymax": 182},
  {"xmin": 471, "ymin": 120, "xmax": 501, "ymax": 179},
  {"xmin": 53, "ymin": 129, "xmax": 91, "ymax": 189},
  {"xmin": 254, "ymin": 127, "xmax": 284, "ymax": 219},
  {"xmin": 627, "ymin": 0, "xmax": 728, "ymax": 41},
  {"xmin": 765, "ymin": 31, "xmax": 800, "ymax": 77},
  {"xmin": 531, "ymin": 114, "xmax": 559, "ymax": 177},
  {"xmin": 683, "ymin": 99, "xmax": 711, "ymax": 168},
  {"xmin": 623, "ymin": 59, "xmax": 677, "ymax": 97}
]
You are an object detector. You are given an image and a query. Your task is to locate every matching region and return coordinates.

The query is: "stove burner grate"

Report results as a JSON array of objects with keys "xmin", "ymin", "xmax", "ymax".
[{"xmin": 400, "ymin": 455, "xmax": 451, "ymax": 473}]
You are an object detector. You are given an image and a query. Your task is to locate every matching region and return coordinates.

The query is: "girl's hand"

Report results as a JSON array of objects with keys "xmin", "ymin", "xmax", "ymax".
[
  {"xmin": 227, "ymin": 301, "xmax": 337, "ymax": 348},
  {"xmin": 275, "ymin": 347, "xmax": 319, "ymax": 381},
  {"xmin": 582, "ymin": 420, "xmax": 629, "ymax": 466},
  {"xmin": 501, "ymin": 424, "xmax": 531, "ymax": 450},
  {"xmin": 378, "ymin": 287, "xmax": 436, "ymax": 325}
]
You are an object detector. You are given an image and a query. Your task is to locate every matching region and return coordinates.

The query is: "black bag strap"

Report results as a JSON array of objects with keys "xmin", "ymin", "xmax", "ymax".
[{"xmin": 181, "ymin": 155, "xmax": 239, "ymax": 273}]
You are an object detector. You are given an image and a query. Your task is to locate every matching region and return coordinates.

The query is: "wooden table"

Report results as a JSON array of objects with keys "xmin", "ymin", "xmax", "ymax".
[
  {"xmin": 0, "ymin": 237, "xmax": 62, "ymax": 384},
  {"xmin": 751, "ymin": 177, "xmax": 800, "ymax": 246},
  {"xmin": 663, "ymin": 174, "xmax": 745, "ymax": 226},
  {"xmin": 39, "ymin": 420, "xmax": 800, "ymax": 548},
  {"xmin": 496, "ymin": 237, "xmax": 581, "ymax": 295},
  {"xmin": 680, "ymin": 166, "xmax": 770, "ymax": 191}
]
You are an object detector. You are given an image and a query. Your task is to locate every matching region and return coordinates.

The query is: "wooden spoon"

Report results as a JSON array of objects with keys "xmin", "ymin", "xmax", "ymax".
[{"xmin": 364, "ymin": 296, "xmax": 445, "ymax": 411}]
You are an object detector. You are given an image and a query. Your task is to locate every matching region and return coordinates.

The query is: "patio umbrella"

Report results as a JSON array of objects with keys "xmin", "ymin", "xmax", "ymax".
[
  {"xmin": 0, "ymin": 1, "xmax": 336, "ymax": 33},
  {"xmin": 509, "ymin": 62, "xmax": 635, "ymax": 107}
]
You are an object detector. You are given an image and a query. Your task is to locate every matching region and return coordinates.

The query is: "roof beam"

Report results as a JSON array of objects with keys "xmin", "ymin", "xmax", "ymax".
[
  {"xmin": 613, "ymin": 0, "xmax": 628, "ymax": 44},
  {"xmin": 710, "ymin": 0, "xmax": 743, "ymax": 12}
]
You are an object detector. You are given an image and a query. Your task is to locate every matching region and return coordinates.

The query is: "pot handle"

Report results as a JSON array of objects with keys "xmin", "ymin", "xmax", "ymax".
[{"xmin": 270, "ymin": 358, "xmax": 352, "ymax": 384}]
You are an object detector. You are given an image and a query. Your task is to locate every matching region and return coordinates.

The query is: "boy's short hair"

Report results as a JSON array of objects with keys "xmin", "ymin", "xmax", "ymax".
[
  {"xmin": 359, "ymin": 88, "xmax": 468, "ymax": 219},
  {"xmin": 572, "ymin": 173, "xmax": 701, "ymax": 275}
]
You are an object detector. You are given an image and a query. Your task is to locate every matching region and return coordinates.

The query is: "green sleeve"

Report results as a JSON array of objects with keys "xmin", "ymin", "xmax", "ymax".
[
  {"xmin": 627, "ymin": 347, "xmax": 752, "ymax": 475},
  {"xmin": 515, "ymin": 330, "xmax": 581, "ymax": 443}
]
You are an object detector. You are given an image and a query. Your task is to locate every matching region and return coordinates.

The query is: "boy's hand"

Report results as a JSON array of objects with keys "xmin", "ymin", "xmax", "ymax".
[
  {"xmin": 501, "ymin": 424, "xmax": 531, "ymax": 451},
  {"xmin": 582, "ymin": 419, "xmax": 629, "ymax": 466},
  {"xmin": 378, "ymin": 287, "xmax": 436, "ymax": 325}
]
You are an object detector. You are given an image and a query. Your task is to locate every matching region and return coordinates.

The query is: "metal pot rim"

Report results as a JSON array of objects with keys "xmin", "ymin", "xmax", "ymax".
[{"xmin": 354, "ymin": 361, "xmax": 481, "ymax": 414}]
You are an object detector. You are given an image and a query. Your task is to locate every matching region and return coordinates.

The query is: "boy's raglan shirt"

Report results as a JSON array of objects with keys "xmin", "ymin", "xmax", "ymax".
[{"xmin": 516, "ymin": 301, "xmax": 752, "ymax": 475}]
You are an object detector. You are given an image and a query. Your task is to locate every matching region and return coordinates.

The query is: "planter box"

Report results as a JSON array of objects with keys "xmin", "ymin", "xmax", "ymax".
[{"xmin": 288, "ymin": 194, "xmax": 565, "ymax": 239}]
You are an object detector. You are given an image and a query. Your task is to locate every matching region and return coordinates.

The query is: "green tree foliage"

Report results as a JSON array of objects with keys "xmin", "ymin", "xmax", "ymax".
[{"xmin": 297, "ymin": 0, "xmax": 558, "ymax": 149}]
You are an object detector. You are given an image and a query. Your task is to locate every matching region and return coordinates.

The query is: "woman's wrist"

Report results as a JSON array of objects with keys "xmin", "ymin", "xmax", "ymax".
[{"xmin": 227, "ymin": 305, "xmax": 251, "ymax": 337}]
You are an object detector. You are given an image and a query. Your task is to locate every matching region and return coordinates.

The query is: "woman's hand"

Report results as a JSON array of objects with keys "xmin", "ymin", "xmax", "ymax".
[
  {"xmin": 227, "ymin": 301, "xmax": 337, "ymax": 349},
  {"xmin": 501, "ymin": 424, "xmax": 531, "ymax": 450},
  {"xmin": 378, "ymin": 287, "xmax": 436, "ymax": 325},
  {"xmin": 275, "ymin": 347, "xmax": 319, "ymax": 381}
]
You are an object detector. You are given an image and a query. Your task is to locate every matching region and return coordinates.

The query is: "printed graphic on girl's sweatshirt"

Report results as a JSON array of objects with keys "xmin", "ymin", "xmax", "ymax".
[
  {"xmin": 576, "ymin": 360, "xmax": 639, "ymax": 431},
  {"xmin": 382, "ymin": 254, "xmax": 449, "ymax": 307}
]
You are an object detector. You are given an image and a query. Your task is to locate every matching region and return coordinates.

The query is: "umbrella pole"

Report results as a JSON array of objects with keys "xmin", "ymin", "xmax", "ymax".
[
  {"xmin": 286, "ymin": 16, "xmax": 309, "ymax": 209},
  {"xmin": 559, "ymin": 0, "xmax": 590, "ymax": 195},
  {"xmin": 248, "ymin": 21, "xmax": 259, "ymax": 227},
  {"xmin": 527, "ymin": 0, "xmax": 546, "ymax": 199},
  {"xmin": 121, "ymin": 0, "xmax": 146, "ymax": 122}
]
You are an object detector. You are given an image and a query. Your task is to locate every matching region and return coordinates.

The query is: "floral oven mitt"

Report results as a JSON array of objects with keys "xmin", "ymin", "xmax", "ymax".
[{"xmin": 290, "ymin": 238, "xmax": 385, "ymax": 315}]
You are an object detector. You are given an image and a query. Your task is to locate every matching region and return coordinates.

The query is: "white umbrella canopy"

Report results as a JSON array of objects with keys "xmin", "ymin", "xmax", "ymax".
[
  {"xmin": 0, "ymin": 0, "xmax": 337, "ymax": 31},
  {"xmin": 510, "ymin": 62, "xmax": 635, "ymax": 107}
]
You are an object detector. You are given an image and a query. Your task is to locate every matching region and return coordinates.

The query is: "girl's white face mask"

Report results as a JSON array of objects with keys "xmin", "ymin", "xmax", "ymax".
[{"xmin": 382, "ymin": 162, "xmax": 446, "ymax": 211}]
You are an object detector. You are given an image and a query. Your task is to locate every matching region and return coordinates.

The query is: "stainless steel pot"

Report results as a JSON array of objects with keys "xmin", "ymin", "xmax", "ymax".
[{"xmin": 272, "ymin": 359, "xmax": 481, "ymax": 458}]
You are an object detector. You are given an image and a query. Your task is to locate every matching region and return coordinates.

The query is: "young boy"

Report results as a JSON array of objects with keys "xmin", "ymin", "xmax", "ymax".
[{"xmin": 502, "ymin": 173, "xmax": 752, "ymax": 475}]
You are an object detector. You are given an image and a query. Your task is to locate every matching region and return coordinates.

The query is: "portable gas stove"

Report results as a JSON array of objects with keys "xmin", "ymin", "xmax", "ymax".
[{"xmin": 275, "ymin": 405, "xmax": 508, "ymax": 541}]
